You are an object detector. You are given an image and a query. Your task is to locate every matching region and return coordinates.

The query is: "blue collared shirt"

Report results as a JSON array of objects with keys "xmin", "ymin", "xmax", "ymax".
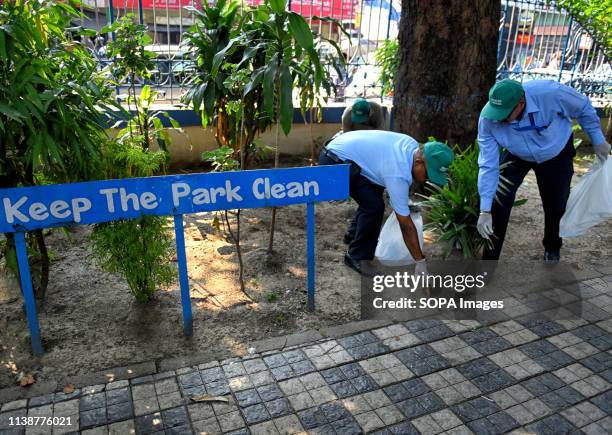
[
  {"xmin": 477, "ymin": 80, "xmax": 605, "ymax": 211},
  {"xmin": 327, "ymin": 130, "xmax": 418, "ymax": 216}
]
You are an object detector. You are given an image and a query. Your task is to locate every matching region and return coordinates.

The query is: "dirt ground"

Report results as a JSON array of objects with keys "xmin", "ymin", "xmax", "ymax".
[{"xmin": 1, "ymin": 156, "xmax": 610, "ymax": 390}]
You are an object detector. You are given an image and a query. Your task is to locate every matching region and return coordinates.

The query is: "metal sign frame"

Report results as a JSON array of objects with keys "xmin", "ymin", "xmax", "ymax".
[{"xmin": 1, "ymin": 165, "xmax": 349, "ymax": 356}]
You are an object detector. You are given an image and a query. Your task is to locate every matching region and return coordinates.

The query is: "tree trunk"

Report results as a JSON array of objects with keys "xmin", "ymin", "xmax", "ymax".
[{"xmin": 394, "ymin": 0, "xmax": 500, "ymax": 147}]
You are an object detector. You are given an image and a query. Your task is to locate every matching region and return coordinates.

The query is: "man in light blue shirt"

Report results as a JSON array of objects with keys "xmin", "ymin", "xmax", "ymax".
[
  {"xmin": 476, "ymin": 79, "xmax": 610, "ymax": 262},
  {"xmin": 320, "ymin": 130, "xmax": 453, "ymax": 275}
]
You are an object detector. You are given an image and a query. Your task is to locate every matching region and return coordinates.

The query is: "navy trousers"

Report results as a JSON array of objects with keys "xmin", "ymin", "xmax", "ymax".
[
  {"xmin": 319, "ymin": 149, "xmax": 385, "ymax": 261},
  {"xmin": 483, "ymin": 135, "xmax": 575, "ymax": 260}
]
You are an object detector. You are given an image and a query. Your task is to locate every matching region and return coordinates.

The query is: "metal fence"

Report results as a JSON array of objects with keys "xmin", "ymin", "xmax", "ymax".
[{"xmin": 76, "ymin": 0, "xmax": 610, "ymax": 105}]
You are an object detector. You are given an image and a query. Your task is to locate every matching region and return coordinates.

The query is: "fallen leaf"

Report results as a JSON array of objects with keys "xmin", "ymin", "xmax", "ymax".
[
  {"xmin": 191, "ymin": 394, "xmax": 230, "ymax": 403},
  {"xmin": 19, "ymin": 373, "xmax": 36, "ymax": 387},
  {"xmin": 63, "ymin": 384, "xmax": 75, "ymax": 394}
]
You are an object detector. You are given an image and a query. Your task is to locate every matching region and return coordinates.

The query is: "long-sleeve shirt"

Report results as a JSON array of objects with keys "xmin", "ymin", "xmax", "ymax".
[{"xmin": 477, "ymin": 80, "xmax": 605, "ymax": 211}]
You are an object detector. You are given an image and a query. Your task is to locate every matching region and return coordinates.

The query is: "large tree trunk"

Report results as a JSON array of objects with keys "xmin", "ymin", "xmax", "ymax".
[{"xmin": 394, "ymin": 0, "xmax": 500, "ymax": 147}]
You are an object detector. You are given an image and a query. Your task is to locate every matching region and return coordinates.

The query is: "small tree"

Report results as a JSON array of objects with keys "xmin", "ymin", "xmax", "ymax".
[
  {"xmin": 0, "ymin": 1, "xmax": 113, "ymax": 298},
  {"xmin": 234, "ymin": 0, "xmax": 343, "ymax": 254},
  {"xmin": 90, "ymin": 15, "xmax": 177, "ymax": 302}
]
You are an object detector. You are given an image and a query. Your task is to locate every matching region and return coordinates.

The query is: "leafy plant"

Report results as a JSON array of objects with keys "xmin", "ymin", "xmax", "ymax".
[
  {"xmin": 420, "ymin": 143, "xmax": 526, "ymax": 258},
  {"xmin": 265, "ymin": 291, "xmax": 278, "ymax": 302},
  {"xmin": 91, "ymin": 14, "xmax": 177, "ymax": 302},
  {"xmin": 374, "ymin": 39, "xmax": 399, "ymax": 97},
  {"xmin": 90, "ymin": 217, "xmax": 176, "ymax": 302},
  {"xmin": 231, "ymin": 0, "xmax": 344, "ymax": 254},
  {"xmin": 202, "ymin": 146, "xmax": 240, "ymax": 172},
  {"xmin": 0, "ymin": 1, "xmax": 114, "ymax": 298}
]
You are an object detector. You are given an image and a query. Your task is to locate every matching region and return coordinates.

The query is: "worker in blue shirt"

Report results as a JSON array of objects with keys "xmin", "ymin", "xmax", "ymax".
[
  {"xmin": 476, "ymin": 79, "xmax": 610, "ymax": 262},
  {"xmin": 320, "ymin": 130, "xmax": 454, "ymax": 275}
]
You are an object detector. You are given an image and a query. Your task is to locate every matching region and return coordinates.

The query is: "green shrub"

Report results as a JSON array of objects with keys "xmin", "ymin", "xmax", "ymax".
[
  {"xmin": 90, "ymin": 216, "xmax": 175, "ymax": 302},
  {"xmin": 419, "ymin": 143, "xmax": 525, "ymax": 258},
  {"xmin": 374, "ymin": 39, "xmax": 399, "ymax": 96},
  {"xmin": 90, "ymin": 15, "xmax": 177, "ymax": 302}
]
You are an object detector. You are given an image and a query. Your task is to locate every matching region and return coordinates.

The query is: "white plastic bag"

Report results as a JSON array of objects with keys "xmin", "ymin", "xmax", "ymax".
[
  {"xmin": 559, "ymin": 156, "xmax": 612, "ymax": 237},
  {"xmin": 375, "ymin": 212, "xmax": 424, "ymax": 266}
]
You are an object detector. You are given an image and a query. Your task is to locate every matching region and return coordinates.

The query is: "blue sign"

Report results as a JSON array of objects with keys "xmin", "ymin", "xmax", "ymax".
[
  {"xmin": 0, "ymin": 166, "xmax": 349, "ymax": 233},
  {"xmin": 2, "ymin": 165, "xmax": 350, "ymax": 356}
]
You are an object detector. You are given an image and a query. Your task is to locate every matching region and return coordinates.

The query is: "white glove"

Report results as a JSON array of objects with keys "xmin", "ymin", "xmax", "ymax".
[
  {"xmin": 415, "ymin": 258, "xmax": 430, "ymax": 295},
  {"xmin": 477, "ymin": 212, "xmax": 493, "ymax": 240},
  {"xmin": 415, "ymin": 258, "xmax": 428, "ymax": 276},
  {"xmin": 594, "ymin": 141, "xmax": 611, "ymax": 163}
]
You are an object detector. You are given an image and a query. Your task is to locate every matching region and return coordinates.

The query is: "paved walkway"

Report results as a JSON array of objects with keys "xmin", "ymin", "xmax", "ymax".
[{"xmin": 0, "ymin": 275, "xmax": 611, "ymax": 435}]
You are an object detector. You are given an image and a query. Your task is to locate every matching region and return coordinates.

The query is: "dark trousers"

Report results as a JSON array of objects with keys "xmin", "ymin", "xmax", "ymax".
[
  {"xmin": 483, "ymin": 135, "xmax": 575, "ymax": 260},
  {"xmin": 319, "ymin": 149, "xmax": 385, "ymax": 261}
]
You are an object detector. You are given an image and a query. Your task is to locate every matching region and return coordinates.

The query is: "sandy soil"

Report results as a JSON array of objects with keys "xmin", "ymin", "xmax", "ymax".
[{"xmin": 1, "ymin": 156, "xmax": 610, "ymax": 390}]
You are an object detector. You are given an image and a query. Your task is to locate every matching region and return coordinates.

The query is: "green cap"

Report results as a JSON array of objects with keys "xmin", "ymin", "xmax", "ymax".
[
  {"xmin": 423, "ymin": 141, "xmax": 454, "ymax": 187},
  {"xmin": 351, "ymin": 98, "xmax": 370, "ymax": 124},
  {"xmin": 481, "ymin": 79, "xmax": 524, "ymax": 121}
]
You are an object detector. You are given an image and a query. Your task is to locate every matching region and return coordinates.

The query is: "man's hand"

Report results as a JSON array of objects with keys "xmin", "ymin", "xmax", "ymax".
[
  {"xmin": 594, "ymin": 141, "xmax": 611, "ymax": 164},
  {"xmin": 477, "ymin": 212, "xmax": 494, "ymax": 240},
  {"xmin": 415, "ymin": 258, "xmax": 428, "ymax": 276}
]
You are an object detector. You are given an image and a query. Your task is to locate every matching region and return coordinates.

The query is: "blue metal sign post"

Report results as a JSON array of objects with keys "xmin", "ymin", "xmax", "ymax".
[{"xmin": 0, "ymin": 166, "xmax": 349, "ymax": 355}]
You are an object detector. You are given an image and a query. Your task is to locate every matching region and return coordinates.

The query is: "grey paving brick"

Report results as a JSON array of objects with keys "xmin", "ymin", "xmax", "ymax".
[
  {"xmin": 157, "ymin": 391, "xmax": 184, "ymax": 410},
  {"xmin": 506, "ymin": 404, "xmax": 537, "ymax": 425},
  {"xmin": 187, "ymin": 402, "xmax": 215, "ymax": 421},
  {"xmin": 80, "ymin": 407, "xmax": 107, "ymax": 429},
  {"xmin": 525, "ymin": 414, "xmax": 576, "ymax": 435},
  {"xmin": 375, "ymin": 404, "xmax": 404, "ymax": 426},
  {"xmin": 241, "ymin": 403, "xmax": 270, "ymax": 425},
  {"xmin": 105, "ymin": 388, "xmax": 130, "ymax": 406},
  {"xmin": 590, "ymin": 390, "xmax": 612, "ymax": 414},
  {"xmin": 582, "ymin": 352, "xmax": 612, "ymax": 373},
  {"xmin": 161, "ymin": 406, "xmax": 189, "ymax": 428},
  {"xmin": 217, "ymin": 410, "xmax": 245, "ymax": 432},
  {"xmin": 192, "ymin": 416, "xmax": 221, "ymax": 434},
  {"xmin": 79, "ymin": 393, "xmax": 106, "ymax": 412},
  {"xmin": 154, "ymin": 378, "xmax": 178, "ymax": 396},
  {"xmin": 135, "ymin": 412, "xmax": 163, "ymax": 434},
  {"xmin": 107, "ymin": 401, "xmax": 133, "ymax": 423},
  {"xmin": 272, "ymin": 413, "xmax": 304, "ymax": 435}
]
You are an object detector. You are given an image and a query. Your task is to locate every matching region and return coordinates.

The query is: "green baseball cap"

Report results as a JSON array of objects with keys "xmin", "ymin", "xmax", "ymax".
[
  {"xmin": 351, "ymin": 98, "xmax": 370, "ymax": 124},
  {"xmin": 481, "ymin": 79, "xmax": 524, "ymax": 121},
  {"xmin": 423, "ymin": 141, "xmax": 454, "ymax": 187}
]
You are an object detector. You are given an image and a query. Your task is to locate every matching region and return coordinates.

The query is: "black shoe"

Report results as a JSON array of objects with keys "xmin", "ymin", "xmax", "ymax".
[
  {"xmin": 343, "ymin": 253, "xmax": 376, "ymax": 277},
  {"xmin": 544, "ymin": 250, "xmax": 560, "ymax": 265},
  {"xmin": 343, "ymin": 232, "xmax": 354, "ymax": 245}
]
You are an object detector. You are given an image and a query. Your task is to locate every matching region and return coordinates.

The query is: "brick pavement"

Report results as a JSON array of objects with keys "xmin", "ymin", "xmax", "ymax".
[{"xmin": 0, "ymin": 275, "xmax": 611, "ymax": 434}]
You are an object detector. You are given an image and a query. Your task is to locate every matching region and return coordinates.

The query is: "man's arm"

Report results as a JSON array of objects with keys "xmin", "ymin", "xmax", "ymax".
[
  {"xmin": 396, "ymin": 213, "xmax": 425, "ymax": 261},
  {"xmin": 368, "ymin": 101, "xmax": 386, "ymax": 129},
  {"xmin": 556, "ymin": 83, "xmax": 606, "ymax": 147},
  {"xmin": 341, "ymin": 106, "xmax": 353, "ymax": 132},
  {"xmin": 477, "ymin": 118, "xmax": 501, "ymax": 212}
]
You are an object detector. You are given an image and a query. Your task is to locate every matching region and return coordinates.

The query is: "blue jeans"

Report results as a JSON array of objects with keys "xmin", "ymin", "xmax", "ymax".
[{"xmin": 319, "ymin": 149, "xmax": 385, "ymax": 261}]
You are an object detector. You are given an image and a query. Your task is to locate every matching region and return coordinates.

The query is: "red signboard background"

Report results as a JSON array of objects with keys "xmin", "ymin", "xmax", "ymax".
[{"xmin": 109, "ymin": 0, "xmax": 356, "ymax": 19}]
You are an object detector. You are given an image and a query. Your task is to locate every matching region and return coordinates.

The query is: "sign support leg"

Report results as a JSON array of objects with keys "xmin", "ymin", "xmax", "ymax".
[
  {"xmin": 14, "ymin": 232, "xmax": 43, "ymax": 357},
  {"xmin": 173, "ymin": 214, "xmax": 193, "ymax": 336},
  {"xmin": 307, "ymin": 202, "xmax": 315, "ymax": 311}
]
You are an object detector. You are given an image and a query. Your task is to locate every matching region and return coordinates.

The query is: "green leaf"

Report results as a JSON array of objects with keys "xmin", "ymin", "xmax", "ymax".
[
  {"xmin": 0, "ymin": 103, "xmax": 25, "ymax": 122},
  {"xmin": 287, "ymin": 12, "xmax": 313, "ymax": 49},
  {"xmin": 513, "ymin": 198, "xmax": 528, "ymax": 207},
  {"xmin": 269, "ymin": 0, "xmax": 287, "ymax": 14},
  {"xmin": 212, "ymin": 39, "xmax": 235, "ymax": 76},
  {"xmin": 243, "ymin": 67, "xmax": 265, "ymax": 96},
  {"xmin": 279, "ymin": 63, "xmax": 293, "ymax": 135},
  {"xmin": 263, "ymin": 60, "xmax": 277, "ymax": 117}
]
